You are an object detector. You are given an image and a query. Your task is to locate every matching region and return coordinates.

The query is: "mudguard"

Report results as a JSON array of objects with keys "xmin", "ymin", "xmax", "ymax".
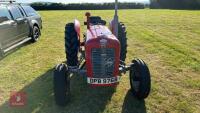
[
  {"xmin": 74, "ymin": 19, "xmax": 81, "ymax": 38},
  {"xmin": 29, "ymin": 20, "xmax": 40, "ymax": 36},
  {"xmin": 31, "ymin": 20, "xmax": 39, "ymax": 28},
  {"xmin": 109, "ymin": 19, "xmax": 115, "ymax": 34}
]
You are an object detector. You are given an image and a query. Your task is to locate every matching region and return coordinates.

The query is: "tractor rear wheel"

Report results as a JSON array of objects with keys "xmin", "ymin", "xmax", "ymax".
[
  {"xmin": 65, "ymin": 23, "xmax": 79, "ymax": 66},
  {"xmin": 54, "ymin": 63, "xmax": 70, "ymax": 106},
  {"xmin": 118, "ymin": 22, "xmax": 127, "ymax": 62},
  {"xmin": 129, "ymin": 59, "xmax": 151, "ymax": 99}
]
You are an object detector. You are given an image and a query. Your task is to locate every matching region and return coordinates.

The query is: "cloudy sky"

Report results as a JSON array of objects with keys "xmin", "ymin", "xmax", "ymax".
[{"xmin": 17, "ymin": 0, "xmax": 149, "ymax": 3}]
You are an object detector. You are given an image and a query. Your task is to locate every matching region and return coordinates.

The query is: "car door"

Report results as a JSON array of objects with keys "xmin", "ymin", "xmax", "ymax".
[
  {"xmin": 0, "ymin": 5, "xmax": 18, "ymax": 50},
  {"xmin": 8, "ymin": 5, "xmax": 29, "ymax": 43},
  {"xmin": 16, "ymin": 5, "xmax": 30, "ymax": 38}
]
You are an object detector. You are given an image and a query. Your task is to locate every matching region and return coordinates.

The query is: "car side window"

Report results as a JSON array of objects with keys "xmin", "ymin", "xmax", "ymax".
[
  {"xmin": 0, "ymin": 6, "xmax": 12, "ymax": 23},
  {"xmin": 21, "ymin": 6, "xmax": 38, "ymax": 17},
  {"xmin": 17, "ymin": 6, "xmax": 26, "ymax": 17},
  {"xmin": 8, "ymin": 5, "xmax": 23, "ymax": 20}
]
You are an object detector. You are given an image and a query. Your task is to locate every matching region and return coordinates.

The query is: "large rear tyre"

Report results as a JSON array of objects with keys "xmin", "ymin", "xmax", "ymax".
[
  {"xmin": 129, "ymin": 59, "xmax": 151, "ymax": 99},
  {"xmin": 118, "ymin": 22, "xmax": 127, "ymax": 62},
  {"xmin": 54, "ymin": 63, "xmax": 70, "ymax": 106},
  {"xmin": 65, "ymin": 23, "xmax": 79, "ymax": 66}
]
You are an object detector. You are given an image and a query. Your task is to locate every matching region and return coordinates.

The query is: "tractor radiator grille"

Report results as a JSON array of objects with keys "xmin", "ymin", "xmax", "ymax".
[{"xmin": 91, "ymin": 48, "xmax": 115, "ymax": 78}]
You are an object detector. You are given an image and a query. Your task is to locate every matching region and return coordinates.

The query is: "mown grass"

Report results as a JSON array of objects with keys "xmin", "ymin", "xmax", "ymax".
[{"xmin": 0, "ymin": 9, "xmax": 200, "ymax": 113}]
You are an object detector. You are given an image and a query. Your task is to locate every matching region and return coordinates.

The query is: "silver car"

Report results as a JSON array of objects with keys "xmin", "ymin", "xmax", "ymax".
[{"xmin": 0, "ymin": 3, "xmax": 42, "ymax": 57}]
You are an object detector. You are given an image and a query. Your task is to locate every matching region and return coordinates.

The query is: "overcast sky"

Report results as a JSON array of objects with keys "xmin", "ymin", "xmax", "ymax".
[{"xmin": 17, "ymin": 0, "xmax": 149, "ymax": 3}]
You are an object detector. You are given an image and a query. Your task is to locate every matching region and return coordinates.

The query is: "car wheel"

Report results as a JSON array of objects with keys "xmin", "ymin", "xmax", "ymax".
[
  {"xmin": 0, "ymin": 48, "xmax": 4, "ymax": 58},
  {"xmin": 31, "ymin": 26, "xmax": 40, "ymax": 42}
]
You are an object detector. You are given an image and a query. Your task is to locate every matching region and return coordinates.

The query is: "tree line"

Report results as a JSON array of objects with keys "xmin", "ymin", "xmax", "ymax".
[
  {"xmin": 31, "ymin": 2, "xmax": 145, "ymax": 10},
  {"xmin": 150, "ymin": 0, "xmax": 200, "ymax": 9}
]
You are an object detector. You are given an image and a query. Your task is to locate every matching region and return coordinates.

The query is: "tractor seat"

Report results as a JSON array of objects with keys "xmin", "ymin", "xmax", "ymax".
[{"xmin": 84, "ymin": 16, "xmax": 106, "ymax": 25}]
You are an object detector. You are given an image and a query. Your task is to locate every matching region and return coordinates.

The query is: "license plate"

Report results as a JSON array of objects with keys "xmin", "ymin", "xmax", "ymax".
[{"xmin": 87, "ymin": 76, "xmax": 120, "ymax": 84}]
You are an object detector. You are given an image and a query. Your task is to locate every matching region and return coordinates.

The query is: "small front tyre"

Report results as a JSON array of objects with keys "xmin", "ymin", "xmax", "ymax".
[
  {"xmin": 129, "ymin": 59, "xmax": 151, "ymax": 99},
  {"xmin": 54, "ymin": 63, "xmax": 70, "ymax": 106}
]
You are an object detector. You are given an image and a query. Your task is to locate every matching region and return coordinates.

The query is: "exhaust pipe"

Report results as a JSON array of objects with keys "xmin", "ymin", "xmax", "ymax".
[{"xmin": 114, "ymin": 0, "xmax": 119, "ymax": 38}]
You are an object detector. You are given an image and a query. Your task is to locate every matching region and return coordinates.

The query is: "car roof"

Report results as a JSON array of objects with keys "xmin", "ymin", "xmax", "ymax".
[{"xmin": 0, "ymin": 3, "xmax": 30, "ymax": 6}]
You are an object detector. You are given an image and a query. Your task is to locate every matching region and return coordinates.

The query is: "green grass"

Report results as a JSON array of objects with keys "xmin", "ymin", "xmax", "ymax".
[{"xmin": 0, "ymin": 9, "xmax": 200, "ymax": 113}]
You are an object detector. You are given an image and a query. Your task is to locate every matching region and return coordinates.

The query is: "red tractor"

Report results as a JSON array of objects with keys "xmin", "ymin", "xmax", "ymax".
[{"xmin": 54, "ymin": 0, "xmax": 151, "ymax": 106}]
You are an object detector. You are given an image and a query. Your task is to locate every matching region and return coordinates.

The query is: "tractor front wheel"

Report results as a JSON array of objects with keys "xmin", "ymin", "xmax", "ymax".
[
  {"xmin": 129, "ymin": 59, "xmax": 151, "ymax": 99},
  {"xmin": 54, "ymin": 63, "xmax": 70, "ymax": 106}
]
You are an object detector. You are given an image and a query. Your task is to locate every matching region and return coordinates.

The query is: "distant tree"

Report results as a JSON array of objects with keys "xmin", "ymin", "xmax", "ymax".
[
  {"xmin": 150, "ymin": 0, "xmax": 200, "ymax": 9},
  {"xmin": 31, "ymin": 2, "xmax": 145, "ymax": 10}
]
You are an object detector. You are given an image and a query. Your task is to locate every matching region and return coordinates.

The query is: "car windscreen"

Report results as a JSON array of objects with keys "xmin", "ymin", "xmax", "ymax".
[
  {"xmin": 0, "ymin": 6, "xmax": 12, "ymax": 23},
  {"xmin": 21, "ymin": 5, "xmax": 38, "ymax": 17}
]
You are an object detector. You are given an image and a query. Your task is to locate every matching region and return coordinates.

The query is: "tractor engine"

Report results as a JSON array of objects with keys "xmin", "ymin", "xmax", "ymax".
[{"xmin": 85, "ymin": 25, "xmax": 120, "ymax": 86}]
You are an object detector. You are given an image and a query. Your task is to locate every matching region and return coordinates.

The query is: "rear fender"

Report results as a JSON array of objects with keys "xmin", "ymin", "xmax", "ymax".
[
  {"xmin": 109, "ymin": 19, "xmax": 115, "ymax": 34},
  {"xmin": 74, "ymin": 19, "xmax": 81, "ymax": 39}
]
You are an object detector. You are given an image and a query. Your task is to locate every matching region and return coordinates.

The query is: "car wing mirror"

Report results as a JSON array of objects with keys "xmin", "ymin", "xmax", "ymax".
[{"xmin": 15, "ymin": 18, "xmax": 25, "ymax": 24}]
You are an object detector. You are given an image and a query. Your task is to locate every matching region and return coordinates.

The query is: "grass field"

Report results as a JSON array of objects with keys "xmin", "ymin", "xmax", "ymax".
[{"xmin": 0, "ymin": 9, "xmax": 200, "ymax": 113}]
